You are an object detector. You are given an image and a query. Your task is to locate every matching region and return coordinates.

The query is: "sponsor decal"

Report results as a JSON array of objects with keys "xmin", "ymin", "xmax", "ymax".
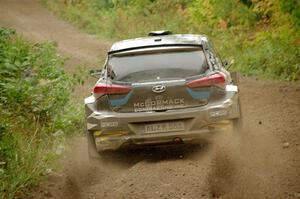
[
  {"xmin": 210, "ymin": 110, "xmax": 228, "ymax": 117},
  {"xmin": 133, "ymin": 96, "xmax": 185, "ymax": 112},
  {"xmin": 101, "ymin": 121, "xmax": 119, "ymax": 128},
  {"xmin": 226, "ymin": 85, "xmax": 238, "ymax": 92}
]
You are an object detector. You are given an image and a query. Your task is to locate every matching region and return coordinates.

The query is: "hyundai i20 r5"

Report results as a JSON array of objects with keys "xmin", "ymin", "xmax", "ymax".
[{"xmin": 85, "ymin": 31, "xmax": 241, "ymax": 156}]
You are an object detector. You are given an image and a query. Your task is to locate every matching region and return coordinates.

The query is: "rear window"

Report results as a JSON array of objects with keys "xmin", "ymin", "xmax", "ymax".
[{"xmin": 107, "ymin": 48, "xmax": 209, "ymax": 83}]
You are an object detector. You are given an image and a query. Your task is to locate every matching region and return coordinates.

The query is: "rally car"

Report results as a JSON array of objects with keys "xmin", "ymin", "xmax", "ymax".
[{"xmin": 85, "ymin": 31, "xmax": 241, "ymax": 156}]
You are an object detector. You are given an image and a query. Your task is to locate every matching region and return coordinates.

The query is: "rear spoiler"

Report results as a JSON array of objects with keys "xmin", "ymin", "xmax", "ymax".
[{"xmin": 108, "ymin": 44, "xmax": 202, "ymax": 55}]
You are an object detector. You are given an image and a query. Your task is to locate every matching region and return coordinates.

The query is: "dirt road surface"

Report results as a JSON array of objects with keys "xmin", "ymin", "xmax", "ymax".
[{"xmin": 0, "ymin": 1, "xmax": 299, "ymax": 198}]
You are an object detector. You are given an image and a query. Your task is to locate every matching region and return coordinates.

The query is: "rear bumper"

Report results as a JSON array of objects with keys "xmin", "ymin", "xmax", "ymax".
[
  {"xmin": 88, "ymin": 125, "xmax": 230, "ymax": 151},
  {"xmin": 85, "ymin": 87, "xmax": 240, "ymax": 151}
]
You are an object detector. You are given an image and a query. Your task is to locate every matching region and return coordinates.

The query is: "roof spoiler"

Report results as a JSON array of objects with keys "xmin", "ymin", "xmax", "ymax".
[
  {"xmin": 148, "ymin": 30, "xmax": 172, "ymax": 36},
  {"xmin": 108, "ymin": 44, "xmax": 202, "ymax": 55}
]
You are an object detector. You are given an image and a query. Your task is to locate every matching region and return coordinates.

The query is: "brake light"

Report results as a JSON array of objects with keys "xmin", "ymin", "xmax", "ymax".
[
  {"xmin": 186, "ymin": 73, "xmax": 225, "ymax": 88},
  {"xmin": 93, "ymin": 83, "xmax": 131, "ymax": 94}
]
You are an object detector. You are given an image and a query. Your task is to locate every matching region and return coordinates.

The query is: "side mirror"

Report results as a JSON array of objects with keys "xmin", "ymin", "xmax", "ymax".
[
  {"xmin": 89, "ymin": 69, "xmax": 102, "ymax": 78},
  {"xmin": 223, "ymin": 59, "xmax": 233, "ymax": 70},
  {"xmin": 223, "ymin": 60, "xmax": 229, "ymax": 66}
]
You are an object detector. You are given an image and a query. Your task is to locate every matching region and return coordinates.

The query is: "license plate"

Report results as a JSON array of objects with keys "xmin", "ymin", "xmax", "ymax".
[{"xmin": 144, "ymin": 122, "xmax": 185, "ymax": 134}]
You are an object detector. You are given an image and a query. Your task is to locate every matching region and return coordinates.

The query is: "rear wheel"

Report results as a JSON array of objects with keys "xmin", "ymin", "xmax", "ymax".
[
  {"xmin": 230, "ymin": 72, "xmax": 243, "ymax": 132},
  {"xmin": 232, "ymin": 117, "xmax": 242, "ymax": 132},
  {"xmin": 86, "ymin": 130, "xmax": 101, "ymax": 160},
  {"xmin": 232, "ymin": 95, "xmax": 243, "ymax": 133}
]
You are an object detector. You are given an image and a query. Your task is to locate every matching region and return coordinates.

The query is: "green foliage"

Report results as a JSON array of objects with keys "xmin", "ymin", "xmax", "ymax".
[
  {"xmin": 218, "ymin": 29, "xmax": 300, "ymax": 81},
  {"xmin": 0, "ymin": 28, "xmax": 82, "ymax": 199},
  {"xmin": 279, "ymin": 0, "xmax": 300, "ymax": 26},
  {"xmin": 43, "ymin": 0, "xmax": 300, "ymax": 81},
  {"xmin": 189, "ymin": 0, "xmax": 257, "ymax": 28}
]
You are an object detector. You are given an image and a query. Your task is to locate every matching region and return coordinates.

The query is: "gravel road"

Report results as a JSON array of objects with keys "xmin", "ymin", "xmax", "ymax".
[{"xmin": 0, "ymin": 1, "xmax": 299, "ymax": 198}]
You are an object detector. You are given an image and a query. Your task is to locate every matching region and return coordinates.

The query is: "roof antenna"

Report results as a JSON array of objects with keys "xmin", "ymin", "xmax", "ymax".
[{"xmin": 148, "ymin": 30, "xmax": 172, "ymax": 36}]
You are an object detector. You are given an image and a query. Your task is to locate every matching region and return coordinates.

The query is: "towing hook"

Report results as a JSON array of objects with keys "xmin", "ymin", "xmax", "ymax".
[{"xmin": 173, "ymin": 137, "xmax": 183, "ymax": 144}]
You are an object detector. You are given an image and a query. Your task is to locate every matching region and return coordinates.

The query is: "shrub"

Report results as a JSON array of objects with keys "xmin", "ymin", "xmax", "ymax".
[
  {"xmin": 279, "ymin": 0, "xmax": 300, "ymax": 27},
  {"xmin": 0, "ymin": 28, "xmax": 82, "ymax": 199}
]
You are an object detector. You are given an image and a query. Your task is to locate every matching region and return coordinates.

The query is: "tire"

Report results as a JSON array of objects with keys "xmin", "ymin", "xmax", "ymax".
[
  {"xmin": 86, "ymin": 130, "xmax": 101, "ymax": 160},
  {"xmin": 230, "ymin": 72, "xmax": 243, "ymax": 132},
  {"xmin": 232, "ymin": 117, "xmax": 242, "ymax": 133},
  {"xmin": 232, "ymin": 95, "xmax": 243, "ymax": 133}
]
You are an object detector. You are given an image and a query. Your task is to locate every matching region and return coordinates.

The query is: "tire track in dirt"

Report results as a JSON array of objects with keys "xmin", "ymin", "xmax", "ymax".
[{"xmin": 1, "ymin": 1, "xmax": 299, "ymax": 198}]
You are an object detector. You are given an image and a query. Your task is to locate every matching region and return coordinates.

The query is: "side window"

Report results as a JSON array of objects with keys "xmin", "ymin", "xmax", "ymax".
[
  {"xmin": 100, "ymin": 57, "xmax": 108, "ymax": 80},
  {"xmin": 107, "ymin": 66, "xmax": 116, "ymax": 80},
  {"xmin": 106, "ymin": 57, "xmax": 117, "ymax": 80},
  {"xmin": 206, "ymin": 40, "xmax": 223, "ymax": 68}
]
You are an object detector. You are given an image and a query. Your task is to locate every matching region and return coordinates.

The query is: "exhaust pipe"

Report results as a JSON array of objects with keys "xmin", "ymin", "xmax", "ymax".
[{"xmin": 173, "ymin": 137, "xmax": 183, "ymax": 144}]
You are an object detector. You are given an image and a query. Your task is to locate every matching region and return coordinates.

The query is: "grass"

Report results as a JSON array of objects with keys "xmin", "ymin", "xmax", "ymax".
[
  {"xmin": 0, "ymin": 28, "xmax": 83, "ymax": 199},
  {"xmin": 42, "ymin": 0, "xmax": 300, "ymax": 81}
]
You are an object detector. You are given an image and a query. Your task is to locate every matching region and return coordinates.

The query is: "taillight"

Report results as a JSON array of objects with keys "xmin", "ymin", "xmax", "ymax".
[
  {"xmin": 93, "ymin": 83, "xmax": 131, "ymax": 95},
  {"xmin": 186, "ymin": 73, "xmax": 225, "ymax": 88}
]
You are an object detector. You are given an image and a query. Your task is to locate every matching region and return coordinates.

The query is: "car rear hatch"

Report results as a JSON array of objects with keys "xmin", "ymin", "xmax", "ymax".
[
  {"xmin": 97, "ymin": 72, "xmax": 226, "ymax": 113},
  {"xmin": 108, "ymin": 80, "xmax": 209, "ymax": 112},
  {"xmin": 96, "ymin": 46, "xmax": 227, "ymax": 113}
]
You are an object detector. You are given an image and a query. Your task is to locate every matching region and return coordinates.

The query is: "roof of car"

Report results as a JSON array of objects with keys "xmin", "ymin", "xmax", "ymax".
[{"xmin": 109, "ymin": 34, "xmax": 208, "ymax": 54}]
